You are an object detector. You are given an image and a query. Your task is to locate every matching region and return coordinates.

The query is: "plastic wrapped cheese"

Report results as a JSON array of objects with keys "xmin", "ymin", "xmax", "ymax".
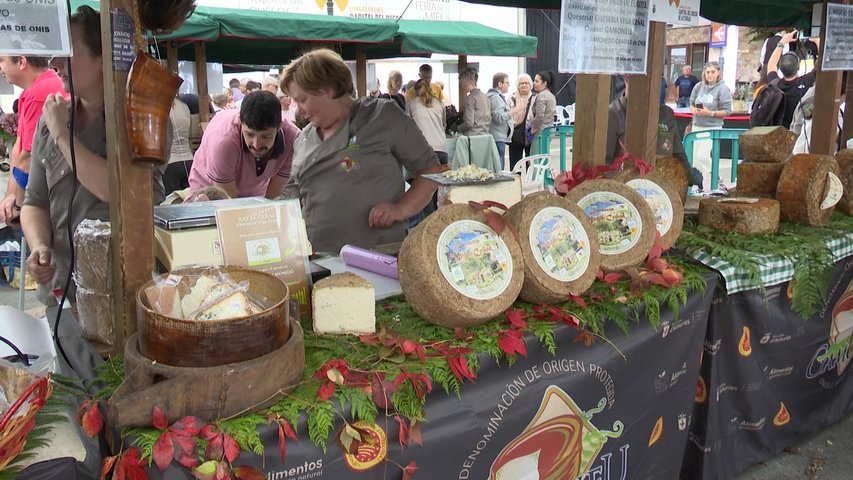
[{"xmin": 73, "ymin": 219, "xmax": 111, "ymax": 293}]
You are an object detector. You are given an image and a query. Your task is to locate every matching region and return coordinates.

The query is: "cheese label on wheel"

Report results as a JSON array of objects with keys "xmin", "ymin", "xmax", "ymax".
[
  {"xmin": 626, "ymin": 179, "xmax": 674, "ymax": 236},
  {"xmin": 821, "ymin": 172, "xmax": 844, "ymax": 210},
  {"xmin": 529, "ymin": 207, "xmax": 592, "ymax": 282},
  {"xmin": 578, "ymin": 193, "xmax": 643, "ymax": 256},
  {"xmin": 436, "ymin": 220, "xmax": 514, "ymax": 300}
]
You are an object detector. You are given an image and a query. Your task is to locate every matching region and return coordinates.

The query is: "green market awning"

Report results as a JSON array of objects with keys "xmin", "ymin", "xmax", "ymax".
[
  {"xmin": 395, "ymin": 19, "xmax": 538, "ymax": 57},
  {"xmin": 70, "ymin": 0, "xmax": 220, "ymax": 42}
]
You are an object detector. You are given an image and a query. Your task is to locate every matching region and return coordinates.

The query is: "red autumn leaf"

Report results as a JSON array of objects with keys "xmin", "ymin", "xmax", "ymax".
[
  {"xmin": 200, "ymin": 424, "xmax": 219, "ymax": 441},
  {"xmin": 603, "ymin": 272, "xmax": 622, "ymax": 284},
  {"xmin": 498, "ymin": 329, "xmax": 527, "ymax": 358},
  {"xmin": 233, "ymin": 465, "xmax": 264, "ymax": 480},
  {"xmin": 482, "ymin": 200, "xmax": 508, "ymax": 210},
  {"xmin": 205, "ymin": 435, "xmax": 224, "ymax": 461},
  {"xmin": 662, "ymin": 268, "xmax": 684, "ymax": 286},
  {"xmin": 574, "ymin": 330, "xmax": 596, "ymax": 347},
  {"xmin": 153, "ymin": 431, "xmax": 174, "ymax": 472},
  {"xmin": 215, "ymin": 462, "xmax": 231, "ymax": 480},
  {"xmin": 152, "ymin": 406, "xmax": 169, "ymax": 431},
  {"xmin": 80, "ymin": 400, "xmax": 104, "ymax": 438},
  {"xmin": 371, "ymin": 376, "xmax": 397, "ymax": 410},
  {"xmin": 646, "ymin": 257, "xmax": 668, "ymax": 273},
  {"xmin": 648, "ymin": 243, "xmax": 663, "ymax": 261},
  {"xmin": 596, "ymin": 269, "xmax": 604, "ymax": 280},
  {"xmin": 172, "ymin": 416, "xmax": 203, "ymax": 436},
  {"xmin": 505, "ymin": 308, "xmax": 528, "ymax": 328},
  {"xmin": 409, "ymin": 419, "xmax": 423, "ymax": 447},
  {"xmin": 393, "ymin": 372, "xmax": 432, "ymax": 401},
  {"xmin": 359, "ymin": 332, "xmax": 381, "ymax": 346},
  {"xmin": 275, "ymin": 418, "xmax": 297, "ymax": 462},
  {"xmin": 316, "ymin": 381, "xmax": 335, "ymax": 401},
  {"xmin": 100, "ymin": 455, "xmax": 117, "ymax": 480},
  {"xmin": 403, "ymin": 460, "xmax": 418, "ymax": 480},
  {"xmin": 645, "ymin": 273, "xmax": 671, "ymax": 288},
  {"xmin": 223, "ymin": 433, "xmax": 240, "ymax": 463},
  {"xmin": 116, "ymin": 448, "xmax": 147, "ymax": 480},
  {"xmin": 394, "ymin": 415, "xmax": 408, "ymax": 447},
  {"xmin": 569, "ymin": 295, "xmax": 587, "ymax": 308},
  {"xmin": 484, "ymin": 210, "xmax": 506, "ymax": 235},
  {"xmin": 454, "ymin": 327, "xmax": 471, "ymax": 340},
  {"xmin": 381, "ymin": 302, "xmax": 396, "ymax": 311}
]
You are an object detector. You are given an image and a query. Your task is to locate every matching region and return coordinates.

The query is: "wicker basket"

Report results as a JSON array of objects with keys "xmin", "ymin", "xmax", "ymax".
[{"xmin": 0, "ymin": 374, "xmax": 52, "ymax": 470}]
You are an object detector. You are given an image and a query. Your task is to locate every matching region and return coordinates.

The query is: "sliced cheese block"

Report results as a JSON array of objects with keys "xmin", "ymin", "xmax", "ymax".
[
  {"xmin": 193, "ymin": 291, "xmax": 252, "ymax": 320},
  {"xmin": 144, "ymin": 283, "xmax": 183, "ymax": 318},
  {"xmin": 564, "ymin": 179, "xmax": 656, "ymax": 272},
  {"xmin": 653, "ymin": 156, "xmax": 689, "ymax": 204},
  {"xmin": 398, "ymin": 204, "xmax": 524, "ymax": 328},
  {"xmin": 698, "ymin": 197, "xmax": 780, "ymax": 234},
  {"xmin": 610, "ymin": 168, "xmax": 684, "ymax": 247},
  {"xmin": 180, "ymin": 274, "xmax": 219, "ymax": 315},
  {"xmin": 504, "ymin": 192, "xmax": 600, "ymax": 304},
  {"xmin": 312, "ymin": 272, "xmax": 376, "ymax": 334},
  {"xmin": 736, "ymin": 162, "xmax": 786, "ymax": 196},
  {"xmin": 438, "ymin": 176, "xmax": 522, "ymax": 209},
  {"xmin": 836, "ymin": 149, "xmax": 853, "ymax": 215},
  {"xmin": 777, "ymin": 154, "xmax": 842, "ymax": 226},
  {"xmin": 739, "ymin": 127, "xmax": 796, "ymax": 163}
]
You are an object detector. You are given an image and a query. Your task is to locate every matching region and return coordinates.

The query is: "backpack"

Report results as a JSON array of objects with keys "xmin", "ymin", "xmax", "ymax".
[{"xmin": 750, "ymin": 78, "xmax": 785, "ymax": 127}]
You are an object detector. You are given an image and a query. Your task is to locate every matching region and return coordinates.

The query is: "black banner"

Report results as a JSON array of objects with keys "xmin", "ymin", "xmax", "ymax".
[
  {"xmin": 149, "ymin": 274, "xmax": 716, "ymax": 480},
  {"xmin": 682, "ymin": 256, "xmax": 853, "ymax": 479}
]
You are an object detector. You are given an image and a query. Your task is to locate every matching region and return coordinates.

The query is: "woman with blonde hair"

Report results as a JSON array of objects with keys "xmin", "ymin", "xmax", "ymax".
[
  {"xmin": 689, "ymin": 61, "xmax": 733, "ymax": 191},
  {"xmin": 379, "ymin": 70, "xmax": 405, "ymax": 110},
  {"xmin": 407, "ymin": 79, "xmax": 447, "ymax": 165},
  {"xmin": 509, "ymin": 73, "xmax": 533, "ymax": 168}
]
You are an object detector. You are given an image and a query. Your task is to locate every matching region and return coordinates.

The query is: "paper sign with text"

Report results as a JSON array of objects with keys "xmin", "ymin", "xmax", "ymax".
[
  {"xmin": 822, "ymin": 3, "xmax": 853, "ymax": 71},
  {"xmin": 0, "ymin": 0, "xmax": 71, "ymax": 56},
  {"xmin": 650, "ymin": 0, "xmax": 700, "ymax": 26},
  {"xmin": 216, "ymin": 200, "xmax": 312, "ymax": 317},
  {"xmin": 558, "ymin": 0, "xmax": 651, "ymax": 74}
]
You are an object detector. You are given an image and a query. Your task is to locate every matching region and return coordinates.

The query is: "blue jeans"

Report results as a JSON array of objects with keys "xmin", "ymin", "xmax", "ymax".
[{"xmin": 495, "ymin": 142, "xmax": 507, "ymax": 166}]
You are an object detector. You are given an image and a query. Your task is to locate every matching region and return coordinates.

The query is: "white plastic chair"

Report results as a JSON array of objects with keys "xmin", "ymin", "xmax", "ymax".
[{"xmin": 511, "ymin": 154, "xmax": 551, "ymax": 194}]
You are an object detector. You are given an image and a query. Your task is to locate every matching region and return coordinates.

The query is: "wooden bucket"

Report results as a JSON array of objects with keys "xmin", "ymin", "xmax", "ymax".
[{"xmin": 125, "ymin": 51, "xmax": 183, "ymax": 164}]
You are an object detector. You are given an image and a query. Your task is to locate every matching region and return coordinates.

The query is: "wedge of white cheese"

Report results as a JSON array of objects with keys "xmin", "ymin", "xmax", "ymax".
[{"xmin": 312, "ymin": 272, "xmax": 376, "ymax": 334}]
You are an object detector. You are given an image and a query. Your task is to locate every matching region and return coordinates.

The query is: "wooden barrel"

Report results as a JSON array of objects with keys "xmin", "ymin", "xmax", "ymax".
[{"xmin": 136, "ymin": 266, "xmax": 289, "ymax": 367}]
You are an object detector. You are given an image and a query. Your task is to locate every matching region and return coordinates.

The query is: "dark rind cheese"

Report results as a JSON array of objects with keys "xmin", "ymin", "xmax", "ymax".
[
  {"xmin": 736, "ymin": 162, "xmax": 786, "ymax": 196},
  {"xmin": 698, "ymin": 198, "xmax": 780, "ymax": 234},
  {"xmin": 776, "ymin": 154, "xmax": 841, "ymax": 226},
  {"xmin": 398, "ymin": 204, "xmax": 524, "ymax": 328},
  {"xmin": 504, "ymin": 192, "xmax": 601, "ymax": 304},
  {"xmin": 740, "ymin": 126, "xmax": 796, "ymax": 163},
  {"xmin": 564, "ymin": 179, "xmax": 656, "ymax": 272},
  {"xmin": 836, "ymin": 149, "xmax": 853, "ymax": 215},
  {"xmin": 652, "ymin": 156, "xmax": 689, "ymax": 204},
  {"xmin": 610, "ymin": 169, "xmax": 684, "ymax": 247}
]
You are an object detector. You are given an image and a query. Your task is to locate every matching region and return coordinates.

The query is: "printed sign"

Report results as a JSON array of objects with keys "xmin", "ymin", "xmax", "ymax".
[
  {"xmin": 822, "ymin": 3, "xmax": 853, "ymax": 71},
  {"xmin": 650, "ymin": 0, "xmax": 700, "ymax": 26},
  {"xmin": 215, "ymin": 200, "xmax": 312, "ymax": 316},
  {"xmin": 709, "ymin": 23, "xmax": 727, "ymax": 48},
  {"xmin": 111, "ymin": 8, "xmax": 136, "ymax": 73},
  {"xmin": 558, "ymin": 0, "xmax": 651, "ymax": 74},
  {"xmin": 196, "ymin": 0, "xmax": 460, "ymax": 21},
  {"xmin": 0, "ymin": 0, "xmax": 72, "ymax": 56}
]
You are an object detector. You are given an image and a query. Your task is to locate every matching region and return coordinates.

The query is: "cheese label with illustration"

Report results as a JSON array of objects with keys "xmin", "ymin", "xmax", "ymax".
[
  {"xmin": 528, "ymin": 207, "xmax": 592, "ymax": 282},
  {"xmin": 437, "ymin": 220, "xmax": 513, "ymax": 300},
  {"xmin": 821, "ymin": 172, "xmax": 844, "ymax": 210},
  {"xmin": 578, "ymin": 192, "xmax": 643, "ymax": 256},
  {"xmin": 343, "ymin": 421, "xmax": 387, "ymax": 471},
  {"xmin": 626, "ymin": 179, "xmax": 674, "ymax": 236}
]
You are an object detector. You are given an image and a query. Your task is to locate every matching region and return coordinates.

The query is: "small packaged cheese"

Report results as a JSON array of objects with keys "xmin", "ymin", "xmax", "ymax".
[{"xmin": 312, "ymin": 272, "xmax": 376, "ymax": 334}]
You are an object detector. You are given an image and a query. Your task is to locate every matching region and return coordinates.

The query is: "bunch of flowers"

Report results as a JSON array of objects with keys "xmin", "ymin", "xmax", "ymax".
[{"xmin": 0, "ymin": 112, "xmax": 17, "ymax": 145}]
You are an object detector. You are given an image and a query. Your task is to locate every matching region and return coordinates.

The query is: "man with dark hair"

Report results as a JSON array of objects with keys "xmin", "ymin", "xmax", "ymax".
[
  {"xmin": 188, "ymin": 91, "xmax": 299, "ymax": 198},
  {"xmin": 0, "ymin": 55, "xmax": 66, "ymax": 223},
  {"xmin": 404, "ymin": 63, "xmax": 444, "ymax": 103},
  {"xmin": 229, "ymin": 77, "xmax": 244, "ymax": 103},
  {"xmin": 458, "ymin": 67, "xmax": 490, "ymax": 136},
  {"xmin": 767, "ymin": 30, "xmax": 819, "ymax": 129}
]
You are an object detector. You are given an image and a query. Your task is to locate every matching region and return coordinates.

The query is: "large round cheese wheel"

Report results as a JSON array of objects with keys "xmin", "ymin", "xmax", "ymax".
[
  {"xmin": 504, "ymin": 192, "xmax": 600, "ymax": 304},
  {"xmin": 653, "ymin": 156, "xmax": 689, "ymax": 204},
  {"xmin": 564, "ymin": 179, "xmax": 656, "ymax": 272},
  {"xmin": 836, "ymin": 149, "xmax": 853, "ymax": 215},
  {"xmin": 698, "ymin": 197, "xmax": 780, "ymax": 234},
  {"xmin": 737, "ymin": 162, "xmax": 786, "ymax": 197},
  {"xmin": 777, "ymin": 154, "xmax": 842, "ymax": 226},
  {"xmin": 398, "ymin": 204, "xmax": 524, "ymax": 328},
  {"xmin": 610, "ymin": 169, "xmax": 684, "ymax": 247},
  {"xmin": 739, "ymin": 127, "xmax": 796, "ymax": 163}
]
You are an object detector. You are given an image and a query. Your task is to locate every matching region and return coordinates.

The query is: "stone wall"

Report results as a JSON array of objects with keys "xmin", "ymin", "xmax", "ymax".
[{"xmin": 667, "ymin": 26, "xmax": 709, "ymax": 46}]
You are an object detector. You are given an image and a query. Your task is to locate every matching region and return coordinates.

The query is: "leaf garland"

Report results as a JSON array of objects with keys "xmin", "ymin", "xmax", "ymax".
[{"xmin": 679, "ymin": 212, "xmax": 853, "ymax": 319}]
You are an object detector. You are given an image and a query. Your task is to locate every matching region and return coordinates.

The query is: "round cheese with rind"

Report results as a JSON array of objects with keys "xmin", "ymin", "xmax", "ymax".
[
  {"xmin": 653, "ymin": 156, "xmax": 689, "ymax": 204},
  {"xmin": 610, "ymin": 168, "xmax": 684, "ymax": 247},
  {"xmin": 835, "ymin": 149, "xmax": 853, "ymax": 215},
  {"xmin": 564, "ymin": 179, "xmax": 656, "ymax": 272},
  {"xmin": 736, "ymin": 162, "xmax": 786, "ymax": 197},
  {"xmin": 698, "ymin": 197, "xmax": 780, "ymax": 234},
  {"xmin": 776, "ymin": 154, "xmax": 841, "ymax": 226},
  {"xmin": 504, "ymin": 192, "xmax": 600, "ymax": 304},
  {"xmin": 398, "ymin": 204, "xmax": 524, "ymax": 328}
]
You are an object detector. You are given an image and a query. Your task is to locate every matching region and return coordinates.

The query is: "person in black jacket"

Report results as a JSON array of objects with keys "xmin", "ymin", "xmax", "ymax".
[{"xmin": 766, "ymin": 30, "xmax": 820, "ymax": 129}]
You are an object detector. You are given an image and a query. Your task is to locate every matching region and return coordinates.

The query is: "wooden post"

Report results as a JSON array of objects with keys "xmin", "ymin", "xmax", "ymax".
[
  {"xmin": 195, "ymin": 42, "xmax": 209, "ymax": 123},
  {"xmin": 356, "ymin": 49, "xmax": 367, "ymax": 98},
  {"xmin": 458, "ymin": 55, "xmax": 468, "ymax": 108},
  {"xmin": 573, "ymin": 74, "xmax": 611, "ymax": 166},
  {"xmin": 626, "ymin": 21, "xmax": 665, "ymax": 163},
  {"xmin": 842, "ymin": 72, "xmax": 853, "ymax": 148},
  {"xmin": 166, "ymin": 41, "xmax": 178, "ymax": 74},
  {"xmin": 811, "ymin": 2, "xmax": 842, "ymax": 155},
  {"xmin": 102, "ymin": 0, "xmax": 155, "ymax": 353}
]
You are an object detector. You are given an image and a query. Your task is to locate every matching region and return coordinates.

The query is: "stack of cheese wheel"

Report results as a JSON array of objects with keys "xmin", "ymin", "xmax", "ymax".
[
  {"xmin": 398, "ymin": 204, "xmax": 524, "ymax": 328},
  {"xmin": 504, "ymin": 191, "xmax": 600, "ymax": 304},
  {"xmin": 736, "ymin": 163, "xmax": 786, "ymax": 197},
  {"xmin": 737, "ymin": 127, "xmax": 796, "ymax": 197},
  {"xmin": 777, "ymin": 154, "xmax": 843, "ymax": 226},
  {"xmin": 836, "ymin": 149, "xmax": 853, "ymax": 215},
  {"xmin": 654, "ymin": 156, "xmax": 689, "ymax": 204},
  {"xmin": 563, "ymin": 179, "xmax": 655, "ymax": 271},
  {"xmin": 698, "ymin": 197, "xmax": 780, "ymax": 233},
  {"xmin": 610, "ymin": 167, "xmax": 684, "ymax": 247}
]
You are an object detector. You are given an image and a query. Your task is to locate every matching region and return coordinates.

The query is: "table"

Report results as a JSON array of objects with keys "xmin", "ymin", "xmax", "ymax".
[
  {"xmin": 682, "ymin": 253, "xmax": 853, "ymax": 479},
  {"xmin": 148, "ymin": 273, "xmax": 717, "ymax": 479}
]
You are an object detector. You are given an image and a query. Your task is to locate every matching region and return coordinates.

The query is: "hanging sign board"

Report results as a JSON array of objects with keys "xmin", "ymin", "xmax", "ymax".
[
  {"xmin": 0, "ymin": 0, "xmax": 71, "ymax": 56},
  {"xmin": 558, "ymin": 0, "xmax": 651, "ymax": 74},
  {"xmin": 649, "ymin": 0, "xmax": 700, "ymax": 26},
  {"xmin": 709, "ymin": 23, "xmax": 727, "ymax": 48},
  {"xmin": 822, "ymin": 3, "xmax": 853, "ymax": 71}
]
